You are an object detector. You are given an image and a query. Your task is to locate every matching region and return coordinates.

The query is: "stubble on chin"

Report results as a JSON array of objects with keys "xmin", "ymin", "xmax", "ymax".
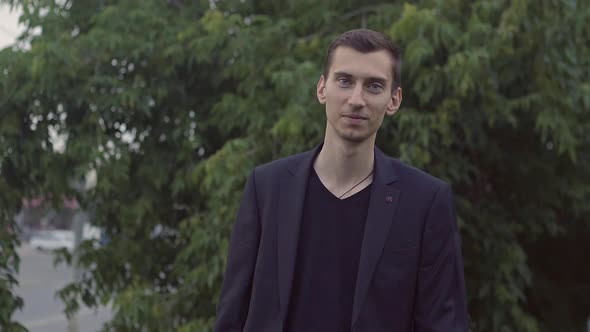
[{"xmin": 336, "ymin": 127, "xmax": 371, "ymax": 143}]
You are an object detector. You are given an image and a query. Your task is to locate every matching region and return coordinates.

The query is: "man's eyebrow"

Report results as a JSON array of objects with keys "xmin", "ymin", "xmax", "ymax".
[
  {"xmin": 332, "ymin": 71, "xmax": 388, "ymax": 84},
  {"xmin": 333, "ymin": 71, "xmax": 353, "ymax": 78},
  {"xmin": 367, "ymin": 76, "xmax": 388, "ymax": 84}
]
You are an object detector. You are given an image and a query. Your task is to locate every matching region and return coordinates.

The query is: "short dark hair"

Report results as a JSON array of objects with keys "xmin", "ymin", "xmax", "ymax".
[{"xmin": 323, "ymin": 29, "xmax": 402, "ymax": 90}]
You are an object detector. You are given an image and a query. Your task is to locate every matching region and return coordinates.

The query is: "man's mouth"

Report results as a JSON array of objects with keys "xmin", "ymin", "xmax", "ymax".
[{"xmin": 343, "ymin": 114, "xmax": 368, "ymax": 120}]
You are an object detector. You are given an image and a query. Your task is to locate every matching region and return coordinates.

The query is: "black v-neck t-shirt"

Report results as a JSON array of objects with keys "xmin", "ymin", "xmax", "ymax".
[{"xmin": 285, "ymin": 168, "xmax": 372, "ymax": 332}]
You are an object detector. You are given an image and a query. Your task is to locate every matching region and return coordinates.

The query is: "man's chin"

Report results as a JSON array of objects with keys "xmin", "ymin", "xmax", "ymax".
[{"xmin": 339, "ymin": 132, "xmax": 370, "ymax": 143}]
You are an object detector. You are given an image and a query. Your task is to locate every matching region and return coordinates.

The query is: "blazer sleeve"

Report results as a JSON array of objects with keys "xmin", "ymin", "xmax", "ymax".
[
  {"xmin": 413, "ymin": 183, "xmax": 470, "ymax": 332},
  {"xmin": 214, "ymin": 169, "xmax": 261, "ymax": 332}
]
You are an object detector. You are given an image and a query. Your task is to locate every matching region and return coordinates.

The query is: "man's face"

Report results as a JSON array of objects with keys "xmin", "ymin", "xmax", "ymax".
[{"xmin": 317, "ymin": 46, "xmax": 402, "ymax": 144}]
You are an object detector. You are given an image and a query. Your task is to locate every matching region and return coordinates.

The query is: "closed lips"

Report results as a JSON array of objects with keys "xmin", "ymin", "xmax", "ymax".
[{"xmin": 343, "ymin": 114, "xmax": 367, "ymax": 119}]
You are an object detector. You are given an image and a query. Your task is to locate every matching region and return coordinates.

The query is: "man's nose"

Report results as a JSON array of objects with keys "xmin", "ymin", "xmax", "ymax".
[{"xmin": 347, "ymin": 85, "xmax": 366, "ymax": 108}]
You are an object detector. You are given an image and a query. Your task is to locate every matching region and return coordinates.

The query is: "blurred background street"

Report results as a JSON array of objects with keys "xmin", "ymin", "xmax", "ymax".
[{"xmin": 14, "ymin": 244, "xmax": 110, "ymax": 332}]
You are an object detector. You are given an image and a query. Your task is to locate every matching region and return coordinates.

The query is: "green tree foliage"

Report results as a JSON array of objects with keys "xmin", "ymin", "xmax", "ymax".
[{"xmin": 1, "ymin": 0, "xmax": 588, "ymax": 331}]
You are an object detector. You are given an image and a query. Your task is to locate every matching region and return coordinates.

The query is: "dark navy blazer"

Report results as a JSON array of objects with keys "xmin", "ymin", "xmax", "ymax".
[{"xmin": 214, "ymin": 144, "xmax": 469, "ymax": 332}]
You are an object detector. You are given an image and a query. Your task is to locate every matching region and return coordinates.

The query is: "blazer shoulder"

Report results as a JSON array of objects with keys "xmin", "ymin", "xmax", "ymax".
[
  {"xmin": 249, "ymin": 150, "xmax": 309, "ymax": 187},
  {"xmin": 255, "ymin": 151, "xmax": 305, "ymax": 174},
  {"xmin": 388, "ymin": 156, "xmax": 449, "ymax": 192}
]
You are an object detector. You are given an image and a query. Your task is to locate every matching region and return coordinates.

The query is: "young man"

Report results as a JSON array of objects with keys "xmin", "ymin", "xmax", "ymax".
[{"xmin": 214, "ymin": 29, "xmax": 469, "ymax": 332}]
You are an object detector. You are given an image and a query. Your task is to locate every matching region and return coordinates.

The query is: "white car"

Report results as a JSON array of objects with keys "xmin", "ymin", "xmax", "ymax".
[{"xmin": 29, "ymin": 231, "xmax": 75, "ymax": 252}]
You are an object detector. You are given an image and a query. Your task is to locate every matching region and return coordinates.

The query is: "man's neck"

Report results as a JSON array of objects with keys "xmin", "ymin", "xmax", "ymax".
[{"xmin": 313, "ymin": 135, "xmax": 375, "ymax": 188}]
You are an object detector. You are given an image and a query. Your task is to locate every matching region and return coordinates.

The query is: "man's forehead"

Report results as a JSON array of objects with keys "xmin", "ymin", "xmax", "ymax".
[{"xmin": 328, "ymin": 46, "xmax": 394, "ymax": 81}]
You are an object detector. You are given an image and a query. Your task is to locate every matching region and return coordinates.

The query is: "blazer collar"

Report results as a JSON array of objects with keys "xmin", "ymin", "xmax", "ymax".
[
  {"xmin": 351, "ymin": 148, "xmax": 401, "ymax": 328},
  {"xmin": 286, "ymin": 143, "xmax": 321, "ymax": 177},
  {"xmin": 277, "ymin": 144, "xmax": 321, "ymax": 327}
]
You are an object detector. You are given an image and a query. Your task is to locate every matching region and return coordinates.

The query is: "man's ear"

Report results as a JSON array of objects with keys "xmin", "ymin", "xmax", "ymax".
[
  {"xmin": 385, "ymin": 87, "xmax": 403, "ymax": 116},
  {"xmin": 317, "ymin": 75, "xmax": 327, "ymax": 105}
]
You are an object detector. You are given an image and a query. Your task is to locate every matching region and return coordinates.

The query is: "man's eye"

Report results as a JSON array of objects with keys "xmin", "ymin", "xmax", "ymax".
[
  {"xmin": 368, "ymin": 83, "xmax": 384, "ymax": 93},
  {"xmin": 337, "ymin": 78, "xmax": 351, "ymax": 87}
]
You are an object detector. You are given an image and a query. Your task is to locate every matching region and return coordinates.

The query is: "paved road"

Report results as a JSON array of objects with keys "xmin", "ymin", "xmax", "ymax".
[{"xmin": 14, "ymin": 244, "xmax": 111, "ymax": 332}]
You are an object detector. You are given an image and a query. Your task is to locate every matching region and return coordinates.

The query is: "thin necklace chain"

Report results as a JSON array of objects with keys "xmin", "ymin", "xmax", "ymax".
[{"xmin": 338, "ymin": 170, "xmax": 374, "ymax": 199}]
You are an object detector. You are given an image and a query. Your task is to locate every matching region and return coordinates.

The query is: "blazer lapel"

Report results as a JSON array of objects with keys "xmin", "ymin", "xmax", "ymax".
[
  {"xmin": 351, "ymin": 147, "xmax": 400, "ymax": 326},
  {"xmin": 277, "ymin": 144, "xmax": 322, "ymax": 326}
]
